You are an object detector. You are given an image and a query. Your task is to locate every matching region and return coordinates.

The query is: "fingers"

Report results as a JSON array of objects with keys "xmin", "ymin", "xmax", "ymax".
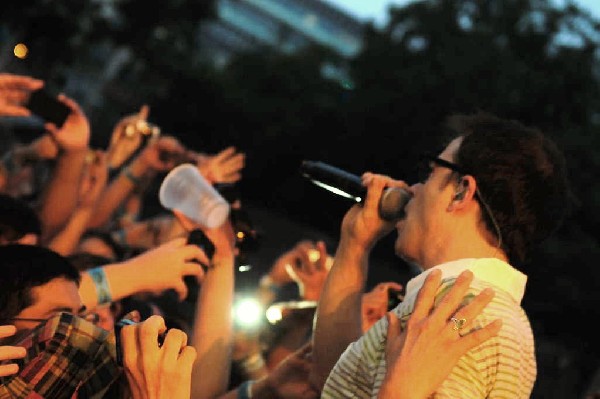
[
  {"xmin": 138, "ymin": 104, "xmax": 150, "ymax": 119},
  {"xmin": 161, "ymin": 328, "xmax": 188, "ymax": 369},
  {"xmin": 411, "ymin": 269, "xmax": 442, "ymax": 321},
  {"xmin": 457, "ymin": 319, "xmax": 502, "ymax": 351},
  {"xmin": 362, "ymin": 173, "xmax": 388, "ymax": 218},
  {"xmin": 0, "ymin": 363, "xmax": 20, "ymax": 377},
  {"xmin": 385, "ymin": 311, "xmax": 402, "ymax": 342},
  {"xmin": 0, "ymin": 325, "xmax": 25, "ymax": 377},
  {"xmin": 183, "ymin": 262, "xmax": 206, "ymax": 283},
  {"xmin": 433, "ymin": 269, "xmax": 474, "ymax": 323},
  {"xmin": 448, "ymin": 286, "xmax": 496, "ymax": 334},
  {"xmin": 0, "ymin": 325, "xmax": 17, "ymax": 340}
]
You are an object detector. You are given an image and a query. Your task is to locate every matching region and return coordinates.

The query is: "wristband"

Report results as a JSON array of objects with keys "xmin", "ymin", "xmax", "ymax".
[
  {"xmin": 237, "ymin": 380, "xmax": 255, "ymax": 399},
  {"xmin": 87, "ymin": 266, "xmax": 112, "ymax": 305},
  {"xmin": 122, "ymin": 167, "xmax": 142, "ymax": 185}
]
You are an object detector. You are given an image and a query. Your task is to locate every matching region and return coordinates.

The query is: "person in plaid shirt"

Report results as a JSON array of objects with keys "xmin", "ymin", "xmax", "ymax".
[{"xmin": 0, "ymin": 244, "xmax": 123, "ymax": 398}]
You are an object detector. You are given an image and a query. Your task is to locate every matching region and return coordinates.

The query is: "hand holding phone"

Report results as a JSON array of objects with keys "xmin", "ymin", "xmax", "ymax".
[{"xmin": 25, "ymin": 88, "xmax": 71, "ymax": 127}]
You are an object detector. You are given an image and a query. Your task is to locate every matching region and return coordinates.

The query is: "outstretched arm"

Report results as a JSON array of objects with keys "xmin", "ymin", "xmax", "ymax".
[
  {"xmin": 310, "ymin": 173, "xmax": 406, "ymax": 390},
  {"xmin": 171, "ymin": 211, "xmax": 237, "ymax": 399}
]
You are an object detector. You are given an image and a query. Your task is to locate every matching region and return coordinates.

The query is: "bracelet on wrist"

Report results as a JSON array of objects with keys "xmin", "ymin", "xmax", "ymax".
[{"xmin": 87, "ymin": 266, "xmax": 112, "ymax": 305}]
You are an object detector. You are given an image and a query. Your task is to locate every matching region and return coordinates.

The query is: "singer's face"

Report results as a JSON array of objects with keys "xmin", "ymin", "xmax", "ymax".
[{"xmin": 394, "ymin": 137, "xmax": 463, "ymax": 267}]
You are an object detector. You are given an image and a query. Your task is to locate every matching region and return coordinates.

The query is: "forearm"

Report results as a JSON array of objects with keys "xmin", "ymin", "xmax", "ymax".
[
  {"xmin": 86, "ymin": 160, "xmax": 149, "ymax": 229},
  {"xmin": 310, "ymin": 239, "xmax": 369, "ymax": 390},
  {"xmin": 79, "ymin": 260, "xmax": 144, "ymax": 309},
  {"xmin": 46, "ymin": 206, "xmax": 94, "ymax": 255},
  {"xmin": 191, "ymin": 255, "xmax": 235, "ymax": 399},
  {"xmin": 37, "ymin": 149, "xmax": 87, "ymax": 238}
]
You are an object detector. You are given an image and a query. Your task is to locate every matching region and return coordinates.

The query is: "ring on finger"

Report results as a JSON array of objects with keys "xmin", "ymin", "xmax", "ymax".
[{"xmin": 450, "ymin": 317, "xmax": 467, "ymax": 331}]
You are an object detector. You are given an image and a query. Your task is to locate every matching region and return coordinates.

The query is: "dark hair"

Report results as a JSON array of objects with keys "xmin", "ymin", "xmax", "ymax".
[
  {"xmin": 0, "ymin": 244, "xmax": 80, "ymax": 320},
  {"xmin": 79, "ymin": 229, "xmax": 125, "ymax": 261},
  {"xmin": 67, "ymin": 252, "xmax": 114, "ymax": 272},
  {"xmin": 0, "ymin": 193, "xmax": 42, "ymax": 243},
  {"xmin": 445, "ymin": 112, "xmax": 570, "ymax": 266}
]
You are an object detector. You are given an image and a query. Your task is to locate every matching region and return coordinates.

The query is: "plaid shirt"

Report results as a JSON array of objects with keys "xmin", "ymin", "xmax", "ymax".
[{"xmin": 0, "ymin": 312, "xmax": 124, "ymax": 399}]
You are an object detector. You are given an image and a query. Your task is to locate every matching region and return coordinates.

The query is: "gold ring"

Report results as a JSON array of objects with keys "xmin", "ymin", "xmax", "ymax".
[{"xmin": 451, "ymin": 317, "xmax": 466, "ymax": 331}]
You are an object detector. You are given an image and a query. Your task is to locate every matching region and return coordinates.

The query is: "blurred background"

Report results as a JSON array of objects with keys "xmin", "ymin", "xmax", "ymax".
[{"xmin": 1, "ymin": 0, "xmax": 599, "ymax": 397}]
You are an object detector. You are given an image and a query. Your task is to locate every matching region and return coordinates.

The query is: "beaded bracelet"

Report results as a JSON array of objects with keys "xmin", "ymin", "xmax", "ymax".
[{"xmin": 87, "ymin": 266, "xmax": 112, "ymax": 305}]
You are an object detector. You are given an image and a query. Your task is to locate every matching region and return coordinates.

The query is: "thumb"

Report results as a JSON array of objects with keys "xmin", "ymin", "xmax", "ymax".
[
  {"xmin": 138, "ymin": 104, "xmax": 150, "ymax": 119},
  {"xmin": 174, "ymin": 281, "xmax": 189, "ymax": 302}
]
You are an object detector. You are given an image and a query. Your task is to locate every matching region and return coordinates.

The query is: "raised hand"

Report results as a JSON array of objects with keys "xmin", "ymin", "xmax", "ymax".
[
  {"xmin": 0, "ymin": 325, "xmax": 27, "ymax": 377},
  {"xmin": 259, "ymin": 342, "xmax": 319, "ymax": 399},
  {"xmin": 78, "ymin": 150, "xmax": 109, "ymax": 208},
  {"xmin": 121, "ymin": 315, "xmax": 196, "ymax": 399},
  {"xmin": 134, "ymin": 135, "xmax": 187, "ymax": 173},
  {"xmin": 0, "ymin": 73, "xmax": 43, "ymax": 117},
  {"xmin": 106, "ymin": 105, "xmax": 151, "ymax": 169},
  {"xmin": 123, "ymin": 237, "xmax": 209, "ymax": 301},
  {"xmin": 44, "ymin": 94, "xmax": 90, "ymax": 153},
  {"xmin": 197, "ymin": 146, "xmax": 246, "ymax": 184},
  {"xmin": 284, "ymin": 240, "xmax": 332, "ymax": 301},
  {"xmin": 361, "ymin": 281, "xmax": 404, "ymax": 333}
]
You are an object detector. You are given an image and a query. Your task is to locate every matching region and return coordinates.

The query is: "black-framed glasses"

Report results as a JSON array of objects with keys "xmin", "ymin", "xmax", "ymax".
[
  {"xmin": 417, "ymin": 153, "xmax": 467, "ymax": 183},
  {"xmin": 417, "ymin": 153, "xmax": 503, "ymax": 250}
]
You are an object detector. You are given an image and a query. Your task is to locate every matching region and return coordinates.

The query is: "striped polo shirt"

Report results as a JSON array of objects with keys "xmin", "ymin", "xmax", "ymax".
[{"xmin": 321, "ymin": 258, "xmax": 536, "ymax": 398}]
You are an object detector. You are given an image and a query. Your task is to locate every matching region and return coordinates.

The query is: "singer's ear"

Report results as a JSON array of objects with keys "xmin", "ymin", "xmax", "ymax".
[{"xmin": 448, "ymin": 176, "xmax": 475, "ymax": 210}]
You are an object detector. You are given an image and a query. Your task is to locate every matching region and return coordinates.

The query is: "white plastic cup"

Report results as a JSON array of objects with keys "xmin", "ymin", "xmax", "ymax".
[{"xmin": 159, "ymin": 163, "xmax": 230, "ymax": 228}]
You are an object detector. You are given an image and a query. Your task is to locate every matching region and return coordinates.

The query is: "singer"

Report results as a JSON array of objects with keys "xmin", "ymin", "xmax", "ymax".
[{"xmin": 309, "ymin": 111, "xmax": 571, "ymax": 398}]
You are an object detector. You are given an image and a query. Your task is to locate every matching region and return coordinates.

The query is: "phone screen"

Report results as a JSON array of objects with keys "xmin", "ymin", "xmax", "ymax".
[{"xmin": 26, "ymin": 89, "xmax": 70, "ymax": 127}]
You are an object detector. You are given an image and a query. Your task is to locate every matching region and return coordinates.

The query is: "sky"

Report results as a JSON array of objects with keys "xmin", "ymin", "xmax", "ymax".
[{"xmin": 324, "ymin": 0, "xmax": 600, "ymax": 27}]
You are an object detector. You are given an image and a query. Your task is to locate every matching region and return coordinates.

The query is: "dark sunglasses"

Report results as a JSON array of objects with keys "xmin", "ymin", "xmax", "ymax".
[{"xmin": 417, "ymin": 153, "xmax": 468, "ymax": 183}]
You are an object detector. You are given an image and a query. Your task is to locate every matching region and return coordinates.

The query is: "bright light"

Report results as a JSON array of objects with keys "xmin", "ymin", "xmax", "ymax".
[
  {"xmin": 238, "ymin": 264, "xmax": 252, "ymax": 272},
  {"xmin": 311, "ymin": 179, "xmax": 361, "ymax": 202},
  {"xmin": 233, "ymin": 298, "xmax": 263, "ymax": 329},
  {"xmin": 265, "ymin": 306, "xmax": 283, "ymax": 324},
  {"xmin": 13, "ymin": 43, "xmax": 28, "ymax": 59}
]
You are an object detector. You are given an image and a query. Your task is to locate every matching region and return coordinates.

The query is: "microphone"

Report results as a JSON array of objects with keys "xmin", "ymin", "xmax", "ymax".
[{"xmin": 300, "ymin": 160, "xmax": 412, "ymax": 221}]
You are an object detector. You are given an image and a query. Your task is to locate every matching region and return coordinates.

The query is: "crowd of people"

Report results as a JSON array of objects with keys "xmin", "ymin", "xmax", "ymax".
[{"xmin": 0, "ymin": 71, "xmax": 586, "ymax": 398}]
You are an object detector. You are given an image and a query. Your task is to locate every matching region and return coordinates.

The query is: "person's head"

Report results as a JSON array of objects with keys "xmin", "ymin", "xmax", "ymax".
[
  {"xmin": 0, "ymin": 244, "xmax": 83, "ymax": 337},
  {"xmin": 77, "ymin": 229, "xmax": 125, "ymax": 262},
  {"xmin": 396, "ymin": 112, "xmax": 570, "ymax": 269},
  {"xmin": 0, "ymin": 193, "xmax": 41, "ymax": 245}
]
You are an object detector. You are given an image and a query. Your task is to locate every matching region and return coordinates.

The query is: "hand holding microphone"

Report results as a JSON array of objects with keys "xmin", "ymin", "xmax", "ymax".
[{"xmin": 300, "ymin": 160, "xmax": 412, "ymax": 221}]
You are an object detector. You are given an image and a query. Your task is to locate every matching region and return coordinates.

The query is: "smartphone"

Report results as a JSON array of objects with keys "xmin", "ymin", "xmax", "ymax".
[
  {"xmin": 183, "ymin": 228, "xmax": 215, "ymax": 303},
  {"xmin": 25, "ymin": 88, "xmax": 71, "ymax": 127},
  {"xmin": 114, "ymin": 318, "xmax": 137, "ymax": 367},
  {"xmin": 187, "ymin": 228, "xmax": 215, "ymax": 259}
]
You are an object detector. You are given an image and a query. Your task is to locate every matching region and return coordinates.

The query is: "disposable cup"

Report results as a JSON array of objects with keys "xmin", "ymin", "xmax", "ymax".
[{"xmin": 159, "ymin": 163, "xmax": 230, "ymax": 228}]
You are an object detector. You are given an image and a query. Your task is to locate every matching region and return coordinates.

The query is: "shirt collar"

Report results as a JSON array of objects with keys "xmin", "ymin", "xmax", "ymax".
[{"xmin": 405, "ymin": 258, "xmax": 528, "ymax": 304}]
